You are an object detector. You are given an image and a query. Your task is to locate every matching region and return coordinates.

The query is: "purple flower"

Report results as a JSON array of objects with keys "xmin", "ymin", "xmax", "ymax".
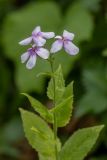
[
  {"xmin": 21, "ymin": 45, "xmax": 49, "ymax": 69},
  {"xmin": 19, "ymin": 26, "xmax": 55, "ymax": 47},
  {"xmin": 50, "ymin": 30, "xmax": 79, "ymax": 55}
]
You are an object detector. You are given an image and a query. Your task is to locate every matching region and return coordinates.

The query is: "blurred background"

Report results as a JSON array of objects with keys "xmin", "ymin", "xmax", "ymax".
[{"xmin": 0, "ymin": 0, "xmax": 107, "ymax": 159}]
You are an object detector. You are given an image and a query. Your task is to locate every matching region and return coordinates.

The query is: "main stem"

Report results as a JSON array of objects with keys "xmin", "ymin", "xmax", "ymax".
[{"xmin": 50, "ymin": 55, "xmax": 58, "ymax": 160}]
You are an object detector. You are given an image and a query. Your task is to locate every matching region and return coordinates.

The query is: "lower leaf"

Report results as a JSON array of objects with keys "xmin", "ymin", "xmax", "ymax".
[
  {"xmin": 58, "ymin": 125, "xmax": 104, "ymax": 160},
  {"xmin": 20, "ymin": 108, "xmax": 61, "ymax": 157}
]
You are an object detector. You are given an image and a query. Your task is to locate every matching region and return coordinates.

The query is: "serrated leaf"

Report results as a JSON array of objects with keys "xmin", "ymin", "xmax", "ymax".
[
  {"xmin": 49, "ymin": 82, "xmax": 74, "ymax": 127},
  {"xmin": 63, "ymin": 82, "xmax": 73, "ymax": 99},
  {"xmin": 58, "ymin": 125, "xmax": 104, "ymax": 160},
  {"xmin": 20, "ymin": 109, "xmax": 61, "ymax": 158},
  {"xmin": 47, "ymin": 65, "xmax": 65, "ymax": 103},
  {"xmin": 51, "ymin": 96, "xmax": 73, "ymax": 127},
  {"xmin": 21, "ymin": 93, "xmax": 52, "ymax": 122}
]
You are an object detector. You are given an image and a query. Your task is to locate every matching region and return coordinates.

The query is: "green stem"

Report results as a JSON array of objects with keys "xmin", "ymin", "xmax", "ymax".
[{"xmin": 49, "ymin": 55, "xmax": 58, "ymax": 160}]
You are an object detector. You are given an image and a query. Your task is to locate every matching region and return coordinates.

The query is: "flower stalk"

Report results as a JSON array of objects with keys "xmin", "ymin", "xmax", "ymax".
[{"xmin": 49, "ymin": 55, "xmax": 58, "ymax": 160}]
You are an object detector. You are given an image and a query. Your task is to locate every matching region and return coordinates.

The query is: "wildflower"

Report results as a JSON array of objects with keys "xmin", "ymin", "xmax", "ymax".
[
  {"xmin": 21, "ymin": 45, "xmax": 49, "ymax": 69},
  {"xmin": 50, "ymin": 30, "xmax": 79, "ymax": 55},
  {"xmin": 19, "ymin": 26, "xmax": 55, "ymax": 47}
]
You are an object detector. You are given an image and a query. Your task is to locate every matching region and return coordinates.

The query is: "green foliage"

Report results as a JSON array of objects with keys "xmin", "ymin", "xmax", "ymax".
[
  {"xmin": 38, "ymin": 153, "xmax": 55, "ymax": 160},
  {"xmin": 21, "ymin": 93, "xmax": 52, "ymax": 122},
  {"xmin": 47, "ymin": 66, "xmax": 74, "ymax": 127},
  {"xmin": 50, "ymin": 82, "xmax": 73, "ymax": 127},
  {"xmin": 58, "ymin": 125, "xmax": 104, "ymax": 160},
  {"xmin": 47, "ymin": 65, "xmax": 65, "ymax": 103},
  {"xmin": 20, "ymin": 108, "xmax": 61, "ymax": 159},
  {"xmin": 51, "ymin": 96, "xmax": 73, "ymax": 127},
  {"xmin": 22, "ymin": 80, "xmax": 74, "ymax": 127}
]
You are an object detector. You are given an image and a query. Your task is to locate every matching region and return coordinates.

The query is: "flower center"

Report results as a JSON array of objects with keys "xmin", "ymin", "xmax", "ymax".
[
  {"xmin": 28, "ymin": 47, "xmax": 39, "ymax": 56},
  {"xmin": 32, "ymin": 32, "xmax": 42, "ymax": 37}
]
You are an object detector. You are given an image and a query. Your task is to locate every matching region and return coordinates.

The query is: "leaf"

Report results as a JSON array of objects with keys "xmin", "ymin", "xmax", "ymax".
[
  {"xmin": 47, "ymin": 65, "xmax": 65, "ymax": 103},
  {"xmin": 21, "ymin": 82, "xmax": 73, "ymax": 127},
  {"xmin": 20, "ymin": 109, "xmax": 61, "ymax": 157},
  {"xmin": 39, "ymin": 153, "xmax": 54, "ymax": 160},
  {"xmin": 58, "ymin": 125, "xmax": 104, "ymax": 160},
  {"xmin": 51, "ymin": 96, "xmax": 73, "ymax": 127},
  {"xmin": 64, "ymin": 1, "xmax": 94, "ymax": 42},
  {"xmin": 49, "ymin": 82, "xmax": 74, "ymax": 127},
  {"xmin": 63, "ymin": 82, "xmax": 73, "ymax": 99},
  {"xmin": 22, "ymin": 93, "xmax": 52, "ymax": 122}
]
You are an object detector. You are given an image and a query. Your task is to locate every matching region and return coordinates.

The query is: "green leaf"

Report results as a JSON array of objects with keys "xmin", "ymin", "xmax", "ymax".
[
  {"xmin": 39, "ymin": 154, "xmax": 49, "ymax": 160},
  {"xmin": 62, "ymin": 82, "xmax": 73, "ymax": 99},
  {"xmin": 58, "ymin": 125, "xmax": 104, "ymax": 160},
  {"xmin": 64, "ymin": 1, "xmax": 94, "ymax": 42},
  {"xmin": 21, "ymin": 83, "xmax": 73, "ymax": 127},
  {"xmin": 51, "ymin": 96, "xmax": 73, "ymax": 127},
  {"xmin": 22, "ymin": 93, "xmax": 52, "ymax": 122},
  {"xmin": 47, "ymin": 65, "xmax": 65, "ymax": 103},
  {"xmin": 49, "ymin": 82, "xmax": 74, "ymax": 127},
  {"xmin": 20, "ymin": 109, "xmax": 61, "ymax": 158},
  {"xmin": 38, "ymin": 153, "xmax": 56, "ymax": 160}
]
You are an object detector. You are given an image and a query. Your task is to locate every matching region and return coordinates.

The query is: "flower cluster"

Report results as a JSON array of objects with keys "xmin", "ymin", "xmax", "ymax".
[{"xmin": 19, "ymin": 26, "xmax": 79, "ymax": 69}]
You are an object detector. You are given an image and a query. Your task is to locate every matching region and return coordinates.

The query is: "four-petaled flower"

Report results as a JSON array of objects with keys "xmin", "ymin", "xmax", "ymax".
[
  {"xmin": 19, "ymin": 26, "xmax": 55, "ymax": 47},
  {"xmin": 50, "ymin": 30, "xmax": 79, "ymax": 55},
  {"xmin": 21, "ymin": 45, "xmax": 49, "ymax": 69},
  {"xmin": 19, "ymin": 27, "xmax": 79, "ymax": 69}
]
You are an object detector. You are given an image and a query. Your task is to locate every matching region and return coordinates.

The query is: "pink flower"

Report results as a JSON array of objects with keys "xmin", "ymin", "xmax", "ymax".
[
  {"xmin": 21, "ymin": 45, "xmax": 49, "ymax": 69},
  {"xmin": 19, "ymin": 26, "xmax": 55, "ymax": 47},
  {"xmin": 50, "ymin": 30, "xmax": 79, "ymax": 55}
]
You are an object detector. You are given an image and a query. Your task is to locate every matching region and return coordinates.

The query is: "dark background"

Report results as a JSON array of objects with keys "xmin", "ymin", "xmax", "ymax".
[{"xmin": 0, "ymin": 0, "xmax": 107, "ymax": 159}]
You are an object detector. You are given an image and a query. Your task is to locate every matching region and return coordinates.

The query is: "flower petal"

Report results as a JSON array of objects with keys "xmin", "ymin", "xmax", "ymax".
[
  {"xmin": 42, "ymin": 32, "xmax": 55, "ymax": 39},
  {"xmin": 26, "ymin": 55, "xmax": 36, "ymax": 69},
  {"xmin": 21, "ymin": 52, "xmax": 29, "ymax": 63},
  {"xmin": 50, "ymin": 40, "xmax": 63, "ymax": 53},
  {"xmin": 32, "ymin": 26, "xmax": 41, "ymax": 34},
  {"xmin": 33, "ymin": 36, "xmax": 46, "ymax": 46},
  {"xmin": 64, "ymin": 41, "xmax": 79, "ymax": 55},
  {"xmin": 19, "ymin": 37, "xmax": 32, "ymax": 45},
  {"xmin": 63, "ymin": 30, "xmax": 74, "ymax": 40},
  {"xmin": 37, "ymin": 48, "xmax": 49, "ymax": 59}
]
